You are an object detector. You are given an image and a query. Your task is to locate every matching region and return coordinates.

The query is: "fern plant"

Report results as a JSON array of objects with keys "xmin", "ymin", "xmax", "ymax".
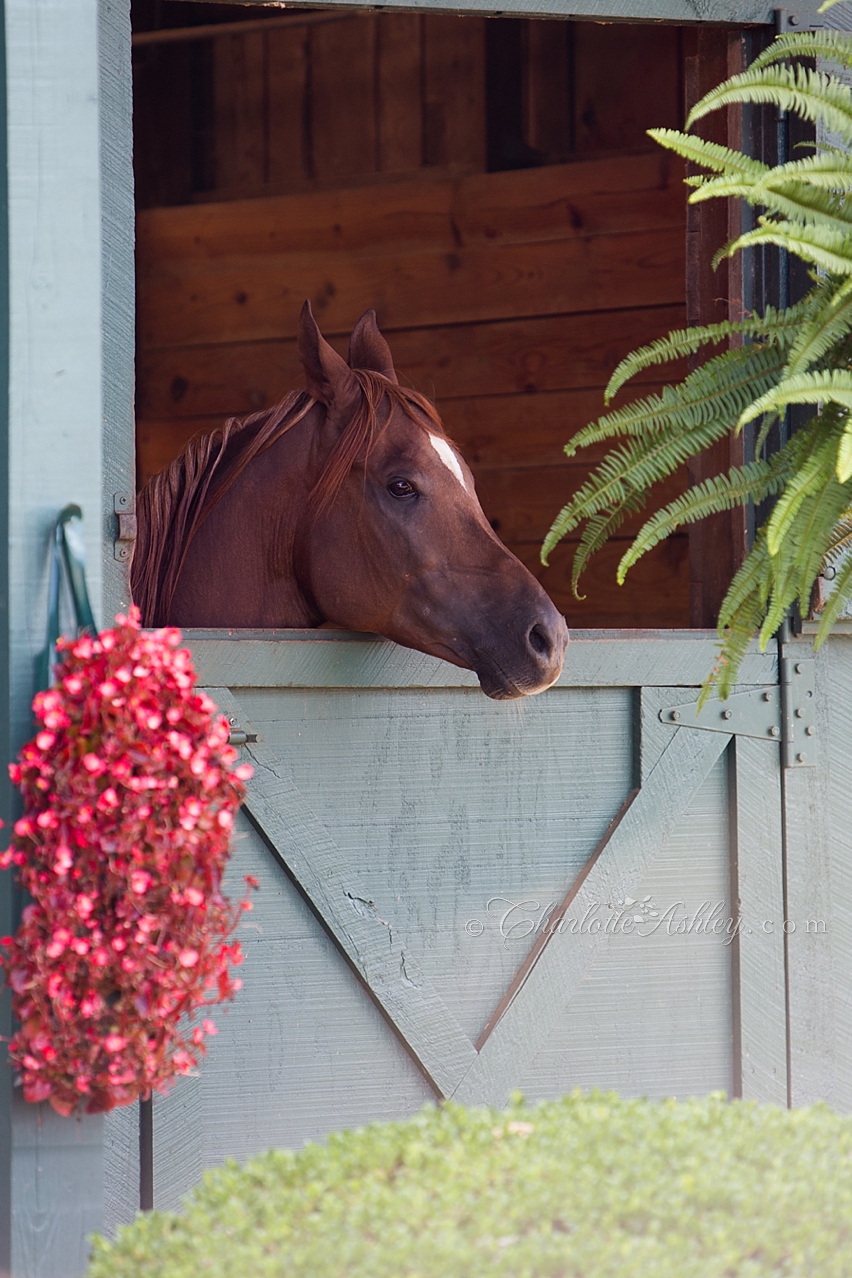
[{"xmin": 542, "ymin": 28, "xmax": 852, "ymax": 698}]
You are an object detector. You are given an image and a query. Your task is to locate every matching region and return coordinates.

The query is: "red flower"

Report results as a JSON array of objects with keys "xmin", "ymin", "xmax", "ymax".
[{"xmin": 0, "ymin": 608, "xmax": 255, "ymax": 1116}]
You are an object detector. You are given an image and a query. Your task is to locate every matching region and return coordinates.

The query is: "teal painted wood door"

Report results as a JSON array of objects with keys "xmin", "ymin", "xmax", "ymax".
[{"xmin": 144, "ymin": 629, "xmax": 787, "ymax": 1211}]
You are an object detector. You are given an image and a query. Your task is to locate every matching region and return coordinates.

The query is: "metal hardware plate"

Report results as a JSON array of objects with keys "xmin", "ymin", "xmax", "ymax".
[
  {"xmin": 113, "ymin": 491, "xmax": 137, "ymax": 562},
  {"xmin": 781, "ymin": 657, "xmax": 816, "ymax": 769},
  {"xmin": 659, "ymin": 657, "xmax": 816, "ymax": 768},
  {"xmin": 659, "ymin": 687, "xmax": 782, "ymax": 741}
]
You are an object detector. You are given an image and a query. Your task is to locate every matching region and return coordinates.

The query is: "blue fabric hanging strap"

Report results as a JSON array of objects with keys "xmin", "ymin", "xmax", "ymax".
[{"xmin": 35, "ymin": 505, "xmax": 98, "ymax": 694}]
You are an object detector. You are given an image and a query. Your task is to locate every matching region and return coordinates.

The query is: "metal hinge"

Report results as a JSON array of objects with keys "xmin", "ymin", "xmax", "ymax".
[
  {"xmin": 114, "ymin": 492, "xmax": 137, "ymax": 563},
  {"xmin": 659, "ymin": 658, "xmax": 815, "ymax": 768},
  {"xmin": 774, "ymin": 6, "xmax": 828, "ymax": 32}
]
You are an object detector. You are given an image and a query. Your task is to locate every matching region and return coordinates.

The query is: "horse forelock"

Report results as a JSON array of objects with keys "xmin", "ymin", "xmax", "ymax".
[
  {"xmin": 307, "ymin": 370, "xmax": 446, "ymax": 518},
  {"xmin": 131, "ymin": 372, "xmax": 446, "ymax": 626}
]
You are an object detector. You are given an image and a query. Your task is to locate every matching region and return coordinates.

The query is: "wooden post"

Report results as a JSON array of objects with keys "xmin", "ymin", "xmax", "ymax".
[
  {"xmin": 0, "ymin": 1, "xmax": 135, "ymax": 1273},
  {"xmin": 684, "ymin": 29, "xmax": 749, "ymax": 628}
]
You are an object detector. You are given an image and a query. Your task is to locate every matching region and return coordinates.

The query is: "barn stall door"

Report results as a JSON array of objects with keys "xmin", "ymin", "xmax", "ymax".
[{"xmin": 146, "ymin": 630, "xmax": 786, "ymax": 1209}]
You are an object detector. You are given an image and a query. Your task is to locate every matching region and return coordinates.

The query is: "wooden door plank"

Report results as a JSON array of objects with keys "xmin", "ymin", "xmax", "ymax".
[
  {"xmin": 310, "ymin": 17, "xmax": 378, "ymax": 184},
  {"xmin": 783, "ymin": 641, "xmax": 840, "ymax": 1108},
  {"xmin": 449, "ymin": 727, "xmax": 729, "ymax": 1107},
  {"xmin": 214, "ymin": 33, "xmax": 268, "ymax": 191},
  {"xmin": 377, "ymin": 15, "xmax": 423, "ymax": 172},
  {"xmin": 732, "ymin": 736, "xmax": 787, "ymax": 1104},
  {"xmin": 189, "ymin": 636, "xmax": 775, "ymax": 698},
  {"xmin": 207, "ymin": 689, "xmax": 478, "ymax": 1097},
  {"xmin": 136, "ymin": 152, "xmax": 684, "ymax": 261},
  {"xmin": 422, "ymin": 15, "xmax": 486, "ymax": 168},
  {"xmin": 137, "ymin": 227, "xmax": 685, "ymax": 349},
  {"xmin": 267, "ymin": 26, "xmax": 310, "ymax": 188},
  {"xmin": 136, "ymin": 305, "xmax": 687, "ymax": 418}
]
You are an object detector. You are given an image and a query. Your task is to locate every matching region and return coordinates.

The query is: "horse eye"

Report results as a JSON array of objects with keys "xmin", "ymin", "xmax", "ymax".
[{"xmin": 387, "ymin": 478, "xmax": 418, "ymax": 500}]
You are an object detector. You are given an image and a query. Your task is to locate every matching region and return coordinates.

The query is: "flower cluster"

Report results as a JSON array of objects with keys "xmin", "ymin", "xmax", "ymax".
[{"xmin": 0, "ymin": 608, "xmax": 255, "ymax": 1115}]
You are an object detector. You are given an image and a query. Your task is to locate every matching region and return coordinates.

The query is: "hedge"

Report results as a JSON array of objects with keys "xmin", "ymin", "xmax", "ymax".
[{"xmin": 88, "ymin": 1091, "xmax": 852, "ymax": 1277}]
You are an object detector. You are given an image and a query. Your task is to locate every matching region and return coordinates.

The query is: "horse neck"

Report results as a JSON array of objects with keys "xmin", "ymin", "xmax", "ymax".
[{"xmin": 168, "ymin": 402, "xmax": 326, "ymax": 629}]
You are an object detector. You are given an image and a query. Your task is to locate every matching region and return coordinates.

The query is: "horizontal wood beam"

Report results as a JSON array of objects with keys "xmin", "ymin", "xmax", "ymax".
[{"xmin": 132, "ymin": 10, "xmax": 369, "ymax": 48}]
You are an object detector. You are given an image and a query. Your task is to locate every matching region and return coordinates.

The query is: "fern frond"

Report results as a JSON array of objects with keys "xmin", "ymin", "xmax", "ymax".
[
  {"xmin": 568, "ymin": 344, "xmax": 786, "ymax": 460},
  {"xmin": 543, "ymin": 346, "xmax": 787, "ymax": 560},
  {"xmin": 720, "ymin": 219, "xmax": 852, "ymax": 276},
  {"xmin": 759, "ymin": 151, "xmax": 852, "ymax": 190},
  {"xmin": 815, "ymin": 551, "xmax": 852, "ymax": 645},
  {"xmin": 763, "ymin": 434, "xmax": 841, "ymax": 555},
  {"xmin": 749, "ymin": 30, "xmax": 852, "ymax": 70},
  {"xmin": 784, "ymin": 278, "xmax": 852, "ymax": 377},
  {"xmin": 686, "ymin": 65, "xmax": 852, "ymax": 144},
  {"xmin": 689, "ymin": 175, "xmax": 852, "ymax": 233},
  {"xmin": 739, "ymin": 368, "xmax": 852, "ymax": 427},
  {"xmin": 616, "ymin": 459, "xmax": 787, "ymax": 582},
  {"xmin": 647, "ymin": 128, "xmax": 768, "ymax": 177},
  {"xmin": 569, "ymin": 496, "xmax": 646, "ymax": 595},
  {"xmin": 604, "ymin": 304, "xmax": 805, "ymax": 402}
]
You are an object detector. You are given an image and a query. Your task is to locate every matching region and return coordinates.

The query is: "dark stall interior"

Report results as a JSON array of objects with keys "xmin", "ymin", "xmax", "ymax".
[{"xmin": 133, "ymin": 1, "xmax": 691, "ymax": 626}]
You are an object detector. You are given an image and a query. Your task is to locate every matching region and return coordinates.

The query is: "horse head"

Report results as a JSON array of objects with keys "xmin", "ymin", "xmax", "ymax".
[{"xmin": 294, "ymin": 303, "xmax": 568, "ymax": 699}]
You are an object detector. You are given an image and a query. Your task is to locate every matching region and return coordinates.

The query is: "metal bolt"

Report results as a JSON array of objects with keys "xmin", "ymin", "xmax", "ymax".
[
  {"xmin": 795, "ymin": 708, "xmax": 804, "ymax": 719},
  {"xmin": 769, "ymin": 725, "xmax": 780, "ymax": 738},
  {"xmin": 795, "ymin": 662, "xmax": 805, "ymax": 675},
  {"xmin": 722, "ymin": 709, "xmax": 732, "ymax": 720},
  {"xmin": 228, "ymin": 716, "xmax": 236, "ymax": 725},
  {"xmin": 762, "ymin": 691, "xmax": 772, "ymax": 702},
  {"xmin": 796, "ymin": 751, "xmax": 806, "ymax": 763},
  {"xmin": 789, "ymin": 14, "xmax": 800, "ymax": 25},
  {"xmin": 670, "ymin": 710, "xmax": 680, "ymax": 722},
  {"xmin": 806, "ymin": 725, "xmax": 815, "ymax": 736}
]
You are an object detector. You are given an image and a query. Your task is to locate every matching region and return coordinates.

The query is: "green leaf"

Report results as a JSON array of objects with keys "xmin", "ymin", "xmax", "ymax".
[
  {"xmin": 616, "ymin": 456, "xmax": 792, "ymax": 581},
  {"xmin": 750, "ymin": 29, "xmax": 852, "ymax": 69},
  {"xmin": 686, "ymin": 65, "xmax": 852, "ymax": 145},
  {"xmin": 604, "ymin": 305, "xmax": 804, "ymax": 402},
  {"xmin": 739, "ymin": 369, "xmax": 852, "ymax": 428},
  {"xmin": 647, "ymin": 128, "xmax": 768, "ymax": 177},
  {"xmin": 720, "ymin": 220, "xmax": 852, "ymax": 276},
  {"xmin": 838, "ymin": 420, "xmax": 852, "ymax": 483}
]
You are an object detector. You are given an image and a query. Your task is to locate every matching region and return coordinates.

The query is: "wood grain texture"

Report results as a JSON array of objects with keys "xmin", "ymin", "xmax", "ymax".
[
  {"xmin": 450, "ymin": 726, "xmax": 729, "ymax": 1105},
  {"xmin": 185, "ymin": 632, "xmax": 776, "ymax": 692},
  {"xmin": 136, "ymin": 306, "xmax": 686, "ymax": 419},
  {"xmin": 138, "ymin": 227, "xmax": 684, "ymax": 350},
  {"xmin": 423, "ymin": 15, "xmax": 485, "ymax": 168},
  {"xmin": 214, "ymin": 32, "xmax": 268, "ymax": 191},
  {"xmin": 377, "ymin": 15, "xmax": 423, "ymax": 172},
  {"xmin": 102, "ymin": 1105, "xmax": 140, "ymax": 1239},
  {"xmin": 135, "ymin": 153, "xmax": 684, "ymax": 261},
  {"xmin": 310, "ymin": 17, "xmax": 378, "ymax": 184},
  {"xmin": 3, "ymin": 0, "xmax": 134, "ymax": 1268},
  {"xmin": 516, "ymin": 758, "xmax": 733, "ymax": 1100},
  {"xmin": 212, "ymin": 689, "xmax": 478, "ymax": 1097},
  {"xmin": 732, "ymin": 736, "xmax": 787, "ymax": 1104},
  {"xmin": 266, "ymin": 26, "xmax": 310, "ymax": 187},
  {"xmin": 784, "ymin": 639, "xmax": 844, "ymax": 1109}
]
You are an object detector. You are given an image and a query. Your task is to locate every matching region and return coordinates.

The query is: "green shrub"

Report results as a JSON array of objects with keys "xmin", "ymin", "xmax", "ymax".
[{"xmin": 89, "ymin": 1091, "xmax": 852, "ymax": 1277}]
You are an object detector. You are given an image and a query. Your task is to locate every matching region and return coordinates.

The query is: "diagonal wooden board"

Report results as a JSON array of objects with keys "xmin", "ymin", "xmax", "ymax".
[
  {"xmin": 211, "ymin": 688, "xmax": 477, "ymax": 1098},
  {"xmin": 209, "ymin": 687, "xmax": 728, "ymax": 1106}
]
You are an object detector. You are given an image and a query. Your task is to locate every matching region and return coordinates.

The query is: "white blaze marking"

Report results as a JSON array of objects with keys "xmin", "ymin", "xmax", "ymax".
[{"xmin": 429, "ymin": 434, "xmax": 467, "ymax": 490}]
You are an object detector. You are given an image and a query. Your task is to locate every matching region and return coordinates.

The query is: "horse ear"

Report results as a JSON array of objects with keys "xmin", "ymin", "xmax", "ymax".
[
  {"xmin": 348, "ymin": 310, "xmax": 398, "ymax": 383},
  {"xmin": 298, "ymin": 300, "xmax": 360, "ymax": 408}
]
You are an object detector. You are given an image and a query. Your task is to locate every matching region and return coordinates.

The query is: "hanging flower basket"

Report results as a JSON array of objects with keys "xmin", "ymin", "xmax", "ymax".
[{"xmin": 0, "ymin": 609, "xmax": 255, "ymax": 1116}]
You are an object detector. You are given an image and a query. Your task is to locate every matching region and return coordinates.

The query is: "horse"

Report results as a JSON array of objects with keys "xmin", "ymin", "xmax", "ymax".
[{"xmin": 131, "ymin": 303, "xmax": 568, "ymax": 700}]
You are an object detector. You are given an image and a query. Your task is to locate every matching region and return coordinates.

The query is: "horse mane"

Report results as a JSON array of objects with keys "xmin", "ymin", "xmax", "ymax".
[{"xmin": 131, "ymin": 371, "xmax": 445, "ymax": 627}]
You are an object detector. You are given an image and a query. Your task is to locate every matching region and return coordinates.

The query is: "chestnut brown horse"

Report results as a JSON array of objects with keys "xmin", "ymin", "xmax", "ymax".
[{"xmin": 132, "ymin": 304, "xmax": 568, "ymax": 699}]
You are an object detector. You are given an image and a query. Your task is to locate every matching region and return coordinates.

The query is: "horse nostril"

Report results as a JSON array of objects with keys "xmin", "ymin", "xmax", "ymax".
[{"xmin": 528, "ymin": 624, "xmax": 552, "ymax": 659}]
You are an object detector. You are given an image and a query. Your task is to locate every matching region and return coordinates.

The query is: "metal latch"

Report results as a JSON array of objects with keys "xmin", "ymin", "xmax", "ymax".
[
  {"xmin": 659, "ymin": 658, "xmax": 815, "ymax": 768},
  {"xmin": 114, "ymin": 492, "xmax": 137, "ymax": 562}
]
